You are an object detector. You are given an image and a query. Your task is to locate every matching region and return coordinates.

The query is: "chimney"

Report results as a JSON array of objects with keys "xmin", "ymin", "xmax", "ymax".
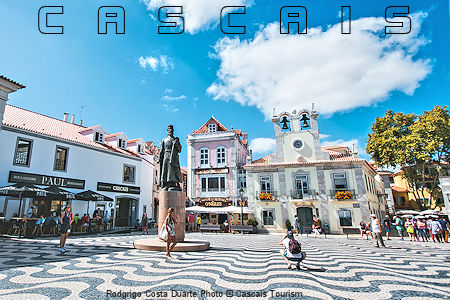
[
  {"xmin": 71, "ymin": 114, "xmax": 75, "ymax": 124},
  {"xmin": 63, "ymin": 112, "xmax": 69, "ymax": 122},
  {"xmin": 80, "ymin": 119, "xmax": 83, "ymax": 126}
]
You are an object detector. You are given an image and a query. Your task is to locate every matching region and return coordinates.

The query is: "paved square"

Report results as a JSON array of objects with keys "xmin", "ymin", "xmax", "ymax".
[{"xmin": 0, "ymin": 233, "xmax": 449, "ymax": 299}]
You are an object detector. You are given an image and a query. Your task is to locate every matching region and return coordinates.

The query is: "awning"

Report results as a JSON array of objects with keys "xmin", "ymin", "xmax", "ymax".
[{"xmin": 186, "ymin": 205, "xmax": 253, "ymax": 214}]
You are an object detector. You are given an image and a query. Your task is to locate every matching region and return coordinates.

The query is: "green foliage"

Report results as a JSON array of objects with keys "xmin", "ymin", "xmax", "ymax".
[
  {"xmin": 247, "ymin": 218, "xmax": 258, "ymax": 226},
  {"xmin": 366, "ymin": 106, "xmax": 450, "ymax": 209}
]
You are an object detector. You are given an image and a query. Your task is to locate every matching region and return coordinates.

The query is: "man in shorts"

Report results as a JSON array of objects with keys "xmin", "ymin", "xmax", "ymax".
[
  {"xmin": 294, "ymin": 215, "xmax": 302, "ymax": 236},
  {"xmin": 279, "ymin": 230, "xmax": 306, "ymax": 270}
]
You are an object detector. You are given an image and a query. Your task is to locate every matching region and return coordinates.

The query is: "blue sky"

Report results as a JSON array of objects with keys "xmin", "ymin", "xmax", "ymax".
[{"xmin": 1, "ymin": 0, "xmax": 448, "ymax": 166}]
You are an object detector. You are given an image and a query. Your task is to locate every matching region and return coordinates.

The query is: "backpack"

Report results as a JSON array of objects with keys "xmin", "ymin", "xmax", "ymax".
[{"xmin": 288, "ymin": 238, "xmax": 301, "ymax": 254}]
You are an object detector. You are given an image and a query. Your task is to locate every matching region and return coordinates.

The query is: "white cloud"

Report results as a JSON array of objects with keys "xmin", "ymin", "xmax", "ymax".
[
  {"xmin": 139, "ymin": 55, "xmax": 174, "ymax": 72},
  {"xmin": 165, "ymin": 88, "xmax": 173, "ymax": 94},
  {"xmin": 249, "ymin": 137, "xmax": 276, "ymax": 154},
  {"xmin": 163, "ymin": 104, "xmax": 179, "ymax": 113},
  {"xmin": 141, "ymin": 0, "xmax": 253, "ymax": 34},
  {"xmin": 162, "ymin": 95, "xmax": 187, "ymax": 101},
  {"xmin": 208, "ymin": 12, "xmax": 431, "ymax": 118}
]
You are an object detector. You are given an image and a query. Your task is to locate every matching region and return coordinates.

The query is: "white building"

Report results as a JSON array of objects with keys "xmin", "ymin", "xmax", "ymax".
[
  {"xmin": 244, "ymin": 109, "xmax": 387, "ymax": 233},
  {"xmin": 0, "ymin": 76, "xmax": 156, "ymax": 226}
]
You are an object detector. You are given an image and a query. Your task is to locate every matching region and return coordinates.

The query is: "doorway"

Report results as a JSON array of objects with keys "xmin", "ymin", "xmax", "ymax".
[
  {"xmin": 218, "ymin": 214, "xmax": 227, "ymax": 225},
  {"xmin": 115, "ymin": 197, "xmax": 137, "ymax": 227},
  {"xmin": 297, "ymin": 207, "xmax": 313, "ymax": 228}
]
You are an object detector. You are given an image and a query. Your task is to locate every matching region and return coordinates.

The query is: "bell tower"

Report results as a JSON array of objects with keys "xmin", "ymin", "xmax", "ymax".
[{"xmin": 272, "ymin": 107, "xmax": 322, "ymax": 163}]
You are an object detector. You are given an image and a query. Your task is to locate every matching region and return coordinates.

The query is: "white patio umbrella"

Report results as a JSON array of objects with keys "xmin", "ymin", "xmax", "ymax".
[{"xmin": 396, "ymin": 210, "xmax": 420, "ymax": 215}]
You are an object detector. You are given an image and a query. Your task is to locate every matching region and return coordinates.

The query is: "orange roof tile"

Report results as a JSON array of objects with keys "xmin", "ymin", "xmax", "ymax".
[
  {"xmin": 3, "ymin": 105, "xmax": 139, "ymax": 158},
  {"xmin": 391, "ymin": 185, "xmax": 408, "ymax": 193},
  {"xmin": 193, "ymin": 116, "xmax": 229, "ymax": 134}
]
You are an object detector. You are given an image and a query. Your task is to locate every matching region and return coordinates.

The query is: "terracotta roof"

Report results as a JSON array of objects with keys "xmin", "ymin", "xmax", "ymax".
[
  {"xmin": 2, "ymin": 105, "xmax": 139, "ymax": 158},
  {"xmin": 127, "ymin": 138, "xmax": 143, "ymax": 144},
  {"xmin": 79, "ymin": 125, "xmax": 102, "ymax": 133},
  {"xmin": 0, "ymin": 75, "xmax": 26, "ymax": 89},
  {"xmin": 193, "ymin": 116, "xmax": 229, "ymax": 134},
  {"xmin": 391, "ymin": 185, "xmax": 408, "ymax": 193},
  {"xmin": 234, "ymin": 129, "xmax": 242, "ymax": 135},
  {"xmin": 105, "ymin": 132, "xmax": 124, "ymax": 139},
  {"xmin": 252, "ymin": 153, "xmax": 276, "ymax": 165},
  {"xmin": 321, "ymin": 146, "xmax": 353, "ymax": 160}
]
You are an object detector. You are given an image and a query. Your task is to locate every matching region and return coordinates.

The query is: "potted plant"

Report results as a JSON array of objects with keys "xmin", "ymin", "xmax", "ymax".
[{"xmin": 247, "ymin": 218, "xmax": 259, "ymax": 233}]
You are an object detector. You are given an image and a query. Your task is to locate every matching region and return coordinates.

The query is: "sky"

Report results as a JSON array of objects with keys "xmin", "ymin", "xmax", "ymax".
[{"xmin": 1, "ymin": 0, "xmax": 449, "ymax": 167}]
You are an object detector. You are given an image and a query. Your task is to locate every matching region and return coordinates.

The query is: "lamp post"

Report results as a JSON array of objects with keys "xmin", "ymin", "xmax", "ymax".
[{"xmin": 239, "ymin": 187, "xmax": 244, "ymax": 225}]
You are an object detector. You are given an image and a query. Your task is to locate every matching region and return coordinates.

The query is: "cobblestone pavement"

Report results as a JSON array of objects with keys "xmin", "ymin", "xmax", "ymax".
[{"xmin": 0, "ymin": 232, "xmax": 449, "ymax": 300}]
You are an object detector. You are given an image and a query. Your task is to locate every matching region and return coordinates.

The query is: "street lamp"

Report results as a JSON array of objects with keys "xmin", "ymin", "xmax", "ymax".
[{"xmin": 239, "ymin": 187, "xmax": 244, "ymax": 225}]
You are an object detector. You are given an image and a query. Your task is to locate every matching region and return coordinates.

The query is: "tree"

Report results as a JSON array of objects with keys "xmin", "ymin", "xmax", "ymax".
[{"xmin": 366, "ymin": 106, "xmax": 450, "ymax": 209}]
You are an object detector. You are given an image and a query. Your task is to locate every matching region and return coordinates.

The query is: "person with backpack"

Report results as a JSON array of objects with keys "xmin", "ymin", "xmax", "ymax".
[
  {"xmin": 393, "ymin": 216, "xmax": 404, "ymax": 240},
  {"xmin": 279, "ymin": 230, "xmax": 306, "ymax": 270}
]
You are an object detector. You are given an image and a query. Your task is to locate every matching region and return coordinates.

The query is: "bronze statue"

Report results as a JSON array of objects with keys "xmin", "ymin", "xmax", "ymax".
[{"xmin": 159, "ymin": 125, "xmax": 182, "ymax": 191}]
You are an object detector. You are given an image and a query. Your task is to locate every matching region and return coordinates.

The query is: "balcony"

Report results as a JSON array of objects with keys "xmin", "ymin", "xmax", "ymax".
[
  {"xmin": 256, "ymin": 191, "xmax": 278, "ymax": 201},
  {"xmin": 198, "ymin": 188, "xmax": 228, "ymax": 198},
  {"xmin": 290, "ymin": 189, "xmax": 317, "ymax": 200},
  {"xmin": 330, "ymin": 189, "xmax": 356, "ymax": 200}
]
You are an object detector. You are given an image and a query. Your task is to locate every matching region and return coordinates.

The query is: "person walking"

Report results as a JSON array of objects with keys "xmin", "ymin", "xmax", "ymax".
[
  {"xmin": 165, "ymin": 208, "xmax": 178, "ymax": 258},
  {"xmin": 405, "ymin": 218, "xmax": 416, "ymax": 242},
  {"xmin": 438, "ymin": 217, "xmax": 448, "ymax": 243},
  {"xmin": 294, "ymin": 215, "xmax": 302, "ymax": 236},
  {"xmin": 141, "ymin": 213, "xmax": 149, "ymax": 235},
  {"xmin": 383, "ymin": 216, "xmax": 391, "ymax": 240},
  {"xmin": 188, "ymin": 213, "xmax": 195, "ymax": 232},
  {"xmin": 430, "ymin": 218, "xmax": 443, "ymax": 243},
  {"xmin": 59, "ymin": 205, "xmax": 73, "ymax": 253},
  {"xmin": 370, "ymin": 214, "xmax": 385, "ymax": 248},
  {"xmin": 196, "ymin": 215, "xmax": 202, "ymax": 232},
  {"xmin": 360, "ymin": 221, "xmax": 369, "ymax": 240},
  {"xmin": 393, "ymin": 216, "xmax": 404, "ymax": 240},
  {"xmin": 416, "ymin": 217, "xmax": 428, "ymax": 242}
]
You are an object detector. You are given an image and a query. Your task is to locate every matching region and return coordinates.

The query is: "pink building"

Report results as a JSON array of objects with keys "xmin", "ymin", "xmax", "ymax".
[{"xmin": 186, "ymin": 117, "xmax": 251, "ymax": 225}]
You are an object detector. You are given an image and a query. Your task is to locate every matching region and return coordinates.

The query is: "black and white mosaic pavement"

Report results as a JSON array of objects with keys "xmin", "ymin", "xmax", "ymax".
[{"xmin": 0, "ymin": 233, "xmax": 449, "ymax": 299}]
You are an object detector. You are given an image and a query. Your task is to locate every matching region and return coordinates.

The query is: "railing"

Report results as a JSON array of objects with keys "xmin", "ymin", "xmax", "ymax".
[
  {"xmin": 330, "ymin": 189, "xmax": 356, "ymax": 200},
  {"xmin": 256, "ymin": 191, "xmax": 277, "ymax": 201},
  {"xmin": 290, "ymin": 189, "xmax": 317, "ymax": 200}
]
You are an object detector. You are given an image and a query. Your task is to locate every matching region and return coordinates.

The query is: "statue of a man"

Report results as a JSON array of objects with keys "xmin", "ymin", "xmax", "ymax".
[{"xmin": 159, "ymin": 125, "xmax": 182, "ymax": 191}]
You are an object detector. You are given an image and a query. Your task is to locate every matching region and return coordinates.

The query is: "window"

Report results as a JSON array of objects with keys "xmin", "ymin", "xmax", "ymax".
[
  {"xmin": 200, "ymin": 175, "xmax": 226, "ymax": 192},
  {"xmin": 14, "ymin": 138, "xmax": 32, "ymax": 166},
  {"xmin": 137, "ymin": 144, "xmax": 145, "ymax": 154},
  {"xmin": 118, "ymin": 139, "xmax": 126, "ymax": 150},
  {"xmin": 123, "ymin": 165, "xmax": 136, "ymax": 183},
  {"xmin": 208, "ymin": 124, "xmax": 217, "ymax": 132},
  {"xmin": 338, "ymin": 210, "xmax": 352, "ymax": 226},
  {"xmin": 238, "ymin": 169, "xmax": 247, "ymax": 189},
  {"xmin": 200, "ymin": 148, "xmax": 209, "ymax": 166},
  {"xmin": 216, "ymin": 147, "xmax": 226, "ymax": 165},
  {"xmin": 54, "ymin": 146, "xmax": 68, "ymax": 171},
  {"xmin": 260, "ymin": 176, "xmax": 272, "ymax": 192},
  {"xmin": 333, "ymin": 173, "xmax": 348, "ymax": 189},
  {"xmin": 94, "ymin": 132, "xmax": 104, "ymax": 143}
]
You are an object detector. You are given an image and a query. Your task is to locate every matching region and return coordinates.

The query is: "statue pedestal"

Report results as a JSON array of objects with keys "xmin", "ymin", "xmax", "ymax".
[
  {"xmin": 157, "ymin": 190, "xmax": 185, "ymax": 242},
  {"xmin": 134, "ymin": 190, "xmax": 210, "ymax": 252}
]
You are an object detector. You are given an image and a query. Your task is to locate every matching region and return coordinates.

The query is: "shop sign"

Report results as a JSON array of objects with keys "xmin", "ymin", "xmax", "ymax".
[
  {"xmin": 9, "ymin": 171, "xmax": 85, "ymax": 189},
  {"xmin": 353, "ymin": 203, "xmax": 360, "ymax": 208},
  {"xmin": 199, "ymin": 199, "xmax": 231, "ymax": 207},
  {"xmin": 237, "ymin": 200, "xmax": 248, "ymax": 207},
  {"xmin": 97, "ymin": 182, "xmax": 140, "ymax": 194}
]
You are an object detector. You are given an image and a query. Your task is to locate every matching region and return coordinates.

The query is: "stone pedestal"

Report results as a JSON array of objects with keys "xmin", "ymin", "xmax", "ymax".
[{"xmin": 158, "ymin": 191, "xmax": 185, "ymax": 242}]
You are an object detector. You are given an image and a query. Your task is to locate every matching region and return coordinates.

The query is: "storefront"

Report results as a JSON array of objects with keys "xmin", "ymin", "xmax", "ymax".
[
  {"xmin": 187, "ymin": 199, "xmax": 253, "ymax": 226},
  {"xmin": 98, "ymin": 182, "xmax": 140, "ymax": 227},
  {"xmin": 6, "ymin": 171, "xmax": 85, "ymax": 217}
]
